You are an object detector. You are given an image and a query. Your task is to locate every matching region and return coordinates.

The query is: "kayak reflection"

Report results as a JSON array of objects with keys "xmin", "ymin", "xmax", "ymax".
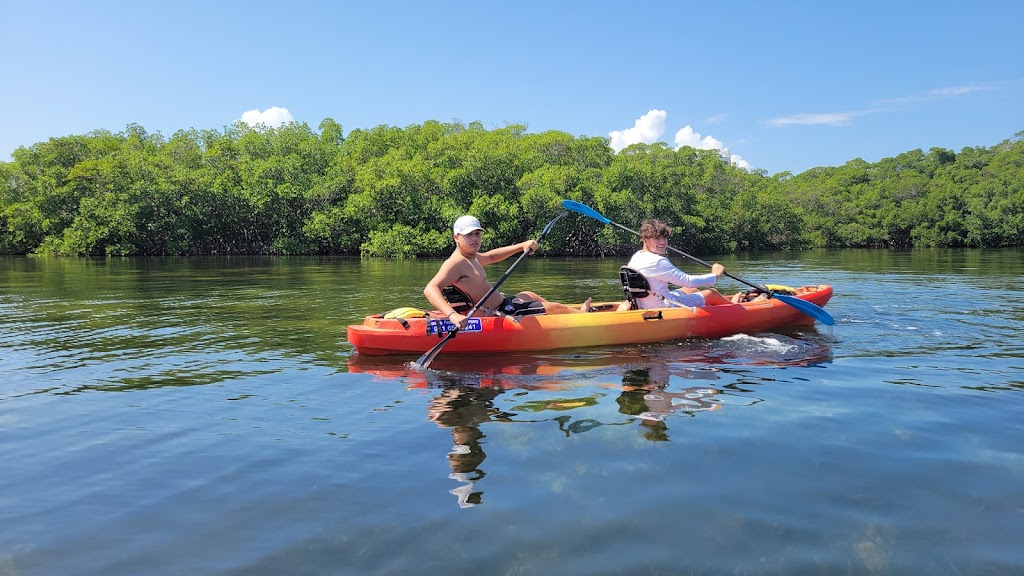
[
  {"xmin": 347, "ymin": 333, "xmax": 828, "ymax": 508},
  {"xmin": 345, "ymin": 327, "xmax": 833, "ymax": 386},
  {"xmin": 418, "ymin": 366, "xmax": 746, "ymax": 507}
]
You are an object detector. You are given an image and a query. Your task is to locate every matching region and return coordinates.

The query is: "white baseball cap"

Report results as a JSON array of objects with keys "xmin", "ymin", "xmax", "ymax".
[{"xmin": 453, "ymin": 215, "xmax": 484, "ymax": 235}]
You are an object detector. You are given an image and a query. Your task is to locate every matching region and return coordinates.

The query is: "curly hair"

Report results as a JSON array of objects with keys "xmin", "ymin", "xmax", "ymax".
[{"xmin": 638, "ymin": 219, "xmax": 672, "ymax": 239}]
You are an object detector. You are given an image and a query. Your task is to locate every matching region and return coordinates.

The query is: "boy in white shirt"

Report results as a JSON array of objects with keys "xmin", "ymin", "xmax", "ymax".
[{"xmin": 626, "ymin": 218, "xmax": 736, "ymax": 309}]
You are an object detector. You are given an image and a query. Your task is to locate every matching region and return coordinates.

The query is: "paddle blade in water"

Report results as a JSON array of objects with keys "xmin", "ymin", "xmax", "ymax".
[
  {"xmin": 413, "ymin": 331, "xmax": 456, "ymax": 369},
  {"xmin": 774, "ymin": 293, "xmax": 835, "ymax": 325}
]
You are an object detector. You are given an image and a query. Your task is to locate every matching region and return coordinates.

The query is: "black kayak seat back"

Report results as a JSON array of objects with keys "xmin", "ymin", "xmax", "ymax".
[
  {"xmin": 619, "ymin": 267, "xmax": 650, "ymax": 310},
  {"xmin": 442, "ymin": 284, "xmax": 474, "ymax": 313}
]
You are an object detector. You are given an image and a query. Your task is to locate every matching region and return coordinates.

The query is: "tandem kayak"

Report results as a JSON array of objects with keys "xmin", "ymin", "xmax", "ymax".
[{"xmin": 346, "ymin": 284, "xmax": 833, "ymax": 356}]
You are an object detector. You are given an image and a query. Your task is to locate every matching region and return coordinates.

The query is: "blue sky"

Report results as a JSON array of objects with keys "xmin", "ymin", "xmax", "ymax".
[{"xmin": 2, "ymin": 1, "xmax": 1021, "ymax": 175}]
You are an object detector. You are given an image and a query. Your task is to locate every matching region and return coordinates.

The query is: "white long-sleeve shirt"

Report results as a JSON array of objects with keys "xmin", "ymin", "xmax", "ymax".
[{"xmin": 626, "ymin": 250, "xmax": 718, "ymax": 309}]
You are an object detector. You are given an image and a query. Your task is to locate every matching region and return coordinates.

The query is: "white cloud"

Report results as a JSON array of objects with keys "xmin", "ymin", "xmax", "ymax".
[
  {"xmin": 673, "ymin": 125, "xmax": 751, "ymax": 170},
  {"xmin": 239, "ymin": 106, "xmax": 295, "ymax": 128},
  {"xmin": 729, "ymin": 154, "xmax": 751, "ymax": 170},
  {"xmin": 764, "ymin": 112, "xmax": 856, "ymax": 127},
  {"xmin": 927, "ymin": 84, "xmax": 986, "ymax": 98},
  {"xmin": 608, "ymin": 109, "xmax": 666, "ymax": 152},
  {"xmin": 674, "ymin": 125, "xmax": 724, "ymax": 150},
  {"xmin": 610, "ymin": 110, "xmax": 751, "ymax": 170},
  {"xmin": 768, "ymin": 83, "xmax": 992, "ymax": 129}
]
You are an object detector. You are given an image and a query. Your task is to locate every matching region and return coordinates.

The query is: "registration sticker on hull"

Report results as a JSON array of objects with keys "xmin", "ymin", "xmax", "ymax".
[{"xmin": 427, "ymin": 317, "xmax": 482, "ymax": 335}]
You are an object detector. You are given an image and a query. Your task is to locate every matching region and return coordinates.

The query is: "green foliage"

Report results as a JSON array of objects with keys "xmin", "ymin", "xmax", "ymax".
[
  {"xmin": 1, "ymin": 120, "xmax": 1022, "ymax": 256},
  {"xmin": 360, "ymin": 224, "xmax": 450, "ymax": 258}
]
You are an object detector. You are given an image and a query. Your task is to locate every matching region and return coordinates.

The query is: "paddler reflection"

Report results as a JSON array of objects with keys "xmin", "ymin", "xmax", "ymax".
[
  {"xmin": 616, "ymin": 363, "xmax": 723, "ymax": 441},
  {"xmin": 424, "ymin": 381, "xmax": 631, "ymax": 509},
  {"xmin": 349, "ymin": 354, "xmax": 747, "ymax": 506},
  {"xmin": 427, "ymin": 385, "xmax": 506, "ymax": 508}
]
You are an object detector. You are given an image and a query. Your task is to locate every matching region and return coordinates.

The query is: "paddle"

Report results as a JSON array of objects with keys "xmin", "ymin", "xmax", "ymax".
[
  {"xmin": 413, "ymin": 210, "xmax": 570, "ymax": 369},
  {"xmin": 561, "ymin": 199, "xmax": 835, "ymax": 325}
]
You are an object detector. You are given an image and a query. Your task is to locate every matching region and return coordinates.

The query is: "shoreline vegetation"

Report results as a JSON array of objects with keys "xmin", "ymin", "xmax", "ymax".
[{"xmin": 1, "ymin": 120, "xmax": 1021, "ymax": 257}]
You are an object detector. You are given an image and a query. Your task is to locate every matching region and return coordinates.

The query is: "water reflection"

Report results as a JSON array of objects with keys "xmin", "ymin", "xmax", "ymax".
[
  {"xmin": 346, "ymin": 331, "xmax": 833, "ymax": 508},
  {"xmin": 349, "ymin": 345, "xmax": 799, "ymax": 508},
  {"xmin": 0, "ymin": 256, "xmax": 363, "ymax": 398},
  {"xmin": 345, "ymin": 351, "xmax": 626, "ymax": 390},
  {"xmin": 421, "ymin": 378, "xmax": 637, "ymax": 508},
  {"xmin": 616, "ymin": 364, "xmax": 727, "ymax": 442},
  {"xmin": 509, "ymin": 395, "xmax": 634, "ymax": 438},
  {"xmin": 345, "ymin": 328, "xmax": 833, "ymax": 386},
  {"xmin": 427, "ymin": 386, "xmax": 503, "ymax": 508},
  {"xmin": 424, "ymin": 382, "xmax": 655, "ymax": 508}
]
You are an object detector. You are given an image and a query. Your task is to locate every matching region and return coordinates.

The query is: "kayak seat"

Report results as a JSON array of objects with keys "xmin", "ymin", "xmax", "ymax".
[
  {"xmin": 619, "ymin": 267, "xmax": 650, "ymax": 310},
  {"xmin": 442, "ymin": 284, "xmax": 474, "ymax": 314}
]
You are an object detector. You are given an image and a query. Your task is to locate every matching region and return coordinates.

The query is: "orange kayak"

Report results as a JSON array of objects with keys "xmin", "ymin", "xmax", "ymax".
[{"xmin": 347, "ymin": 285, "xmax": 833, "ymax": 356}]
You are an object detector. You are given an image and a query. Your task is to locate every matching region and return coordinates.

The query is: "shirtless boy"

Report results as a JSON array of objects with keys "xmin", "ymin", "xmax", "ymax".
[{"xmin": 424, "ymin": 215, "xmax": 591, "ymax": 329}]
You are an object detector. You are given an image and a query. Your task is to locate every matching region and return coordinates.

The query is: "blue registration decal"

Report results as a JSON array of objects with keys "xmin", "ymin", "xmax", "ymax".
[{"xmin": 427, "ymin": 318, "xmax": 482, "ymax": 335}]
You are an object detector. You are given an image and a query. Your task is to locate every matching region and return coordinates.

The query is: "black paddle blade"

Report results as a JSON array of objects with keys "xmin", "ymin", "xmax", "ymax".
[{"xmin": 413, "ymin": 330, "xmax": 457, "ymax": 370}]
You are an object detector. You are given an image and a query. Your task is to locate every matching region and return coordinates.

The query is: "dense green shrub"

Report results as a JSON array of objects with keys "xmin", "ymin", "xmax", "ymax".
[{"xmin": 2, "ymin": 121, "xmax": 1021, "ymax": 256}]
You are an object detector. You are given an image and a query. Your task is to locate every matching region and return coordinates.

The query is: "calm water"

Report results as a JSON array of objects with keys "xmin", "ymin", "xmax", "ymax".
[{"xmin": 2, "ymin": 250, "xmax": 1023, "ymax": 576}]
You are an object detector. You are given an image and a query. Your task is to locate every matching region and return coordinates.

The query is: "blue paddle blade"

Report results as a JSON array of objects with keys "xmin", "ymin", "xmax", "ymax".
[
  {"xmin": 774, "ymin": 293, "xmax": 835, "ymax": 326},
  {"xmin": 562, "ymin": 200, "xmax": 611, "ymax": 224}
]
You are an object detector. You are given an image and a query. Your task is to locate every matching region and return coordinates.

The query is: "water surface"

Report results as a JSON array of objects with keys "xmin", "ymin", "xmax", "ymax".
[{"xmin": 2, "ymin": 250, "xmax": 1022, "ymax": 575}]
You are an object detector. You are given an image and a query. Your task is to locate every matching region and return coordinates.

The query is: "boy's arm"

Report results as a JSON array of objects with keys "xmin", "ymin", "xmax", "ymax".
[
  {"xmin": 478, "ymin": 240, "xmax": 536, "ymax": 266},
  {"xmin": 423, "ymin": 260, "xmax": 463, "ymax": 317},
  {"xmin": 651, "ymin": 259, "xmax": 718, "ymax": 289}
]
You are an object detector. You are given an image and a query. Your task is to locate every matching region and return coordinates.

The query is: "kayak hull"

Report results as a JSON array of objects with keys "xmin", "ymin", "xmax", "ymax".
[{"xmin": 347, "ymin": 285, "xmax": 833, "ymax": 356}]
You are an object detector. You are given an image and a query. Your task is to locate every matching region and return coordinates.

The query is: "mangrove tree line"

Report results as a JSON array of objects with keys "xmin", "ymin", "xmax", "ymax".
[{"xmin": 1, "ymin": 120, "xmax": 1021, "ymax": 256}]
